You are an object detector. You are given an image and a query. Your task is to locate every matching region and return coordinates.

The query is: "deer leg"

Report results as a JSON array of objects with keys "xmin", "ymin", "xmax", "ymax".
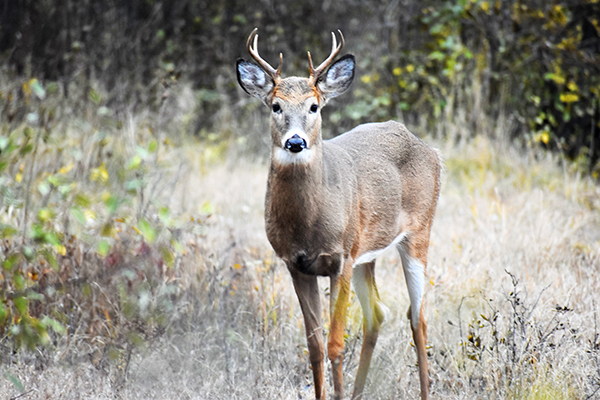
[
  {"xmin": 351, "ymin": 262, "xmax": 385, "ymax": 400},
  {"xmin": 328, "ymin": 260, "xmax": 352, "ymax": 400},
  {"xmin": 291, "ymin": 270, "xmax": 326, "ymax": 400},
  {"xmin": 398, "ymin": 241, "xmax": 430, "ymax": 400},
  {"xmin": 411, "ymin": 305, "xmax": 429, "ymax": 399}
]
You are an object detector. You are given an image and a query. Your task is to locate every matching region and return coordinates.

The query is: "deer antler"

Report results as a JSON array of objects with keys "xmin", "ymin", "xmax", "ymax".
[
  {"xmin": 308, "ymin": 30, "xmax": 345, "ymax": 84},
  {"xmin": 247, "ymin": 28, "xmax": 282, "ymax": 83}
]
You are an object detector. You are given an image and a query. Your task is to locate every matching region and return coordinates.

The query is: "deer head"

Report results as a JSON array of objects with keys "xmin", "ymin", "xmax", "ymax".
[{"xmin": 236, "ymin": 29, "xmax": 355, "ymax": 165}]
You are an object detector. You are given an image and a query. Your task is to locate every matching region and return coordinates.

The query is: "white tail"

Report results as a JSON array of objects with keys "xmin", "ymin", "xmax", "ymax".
[{"xmin": 237, "ymin": 28, "xmax": 441, "ymax": 400}]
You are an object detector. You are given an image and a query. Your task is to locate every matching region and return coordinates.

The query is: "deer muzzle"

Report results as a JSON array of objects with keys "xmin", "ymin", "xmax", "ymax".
[{"xmin": 285, "ymin": 134, "xmax": 307, "ymax": 153}]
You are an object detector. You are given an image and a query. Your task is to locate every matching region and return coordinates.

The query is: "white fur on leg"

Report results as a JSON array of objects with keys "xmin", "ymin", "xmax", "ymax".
[
  {"xmin": 352, "ymin": 264, "xmax": 389, "ymax": 331},
  {"xmin": 352, "ymin": 264, "xmax": 374, "ymax": 330},
  {"xmin": 397, "ymin": 243, "xmax": 424, "ymax": 329},
  {"xmin": 353, "ymin": 231, "xmax": 409, "ymax": 267}
]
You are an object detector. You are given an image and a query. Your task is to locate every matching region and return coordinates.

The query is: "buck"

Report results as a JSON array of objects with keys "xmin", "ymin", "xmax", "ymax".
[{"xmin": 236, "ymin": 28, "xmax": 441, "ymax": 400}]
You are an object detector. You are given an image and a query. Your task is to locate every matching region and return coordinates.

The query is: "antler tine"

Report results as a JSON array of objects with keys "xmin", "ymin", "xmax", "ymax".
[
  {"xmin": 246, "ymin": 28, "xmax": 282, "ymax": 82},
  {"xmin": 309, "ymin": 30, "xmax": 345, "ymax": 82}
]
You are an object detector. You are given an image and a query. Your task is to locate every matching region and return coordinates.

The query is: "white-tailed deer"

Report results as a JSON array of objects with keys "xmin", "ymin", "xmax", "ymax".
[{"xmin": 237, "ymin": 28, "xmax": 441, "ymax": 400}]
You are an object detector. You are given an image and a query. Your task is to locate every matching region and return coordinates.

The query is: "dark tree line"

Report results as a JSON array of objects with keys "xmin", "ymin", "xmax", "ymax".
[{"xmin": 1, "ymin": 0, "xmax": 599, "ymax": 171}]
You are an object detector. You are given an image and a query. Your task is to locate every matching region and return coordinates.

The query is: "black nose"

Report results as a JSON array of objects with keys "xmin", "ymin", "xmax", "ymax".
[{"xmin": 285, "ymin": 134, "xmax": 307, "ymax": 153}]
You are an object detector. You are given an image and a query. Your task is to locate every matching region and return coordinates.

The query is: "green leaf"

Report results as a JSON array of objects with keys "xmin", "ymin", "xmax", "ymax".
[
  {"xmin": 31, "ymin": 79, "xmax": 46, "ymax": 100},
  {"xmin": 160, "ymin": 245, "xmax": 174, "ymax": 267},
  {"xmin": 70, "ymin": 207, "xmax": 86, "ymax": 224},
  {"xmin": 13, "ymin": 272, "xmax": 25, "ymax": 290},
  {"xmin": 98, "ymin": 239, "xmax": 110, "ymax": 257},
  {"xmin": 0, "ymin": 302, "xmax": 7, "ymax": 324},
  {"xmin": 37, "ymin": 208, "xmax": 54, "ymax": 223},
  {"xmin": 201, "ymin": 201, "xmax": 214, "ymax": 215},
  {"xmin": 4, "ymin": 372, "xmax": 24, "ymax": 392},
  {"xmin": 136, "ymin": 146, "xmax": 150, "ymax": 160},
  {"xmin": 158, "ymin": 207, "xmax": 170, "ymax": 224},
  {"xmin": 125, "ymin": 179, "xmax": 145, "ymax": 192},
  {"xmin": 101, "ymin": 222, "xmax": 114, "ymax": 237},
  {"xmin": 20, "ymin": 143, "xmax": 34, "ymax": 156},
  {"xmin": 0, "ymin": 224, "xmax": 18, "ymax": 238},
  {"xmin": 40, "ymin": 248, "xmax": 59, "ymax": 271},
  {"xmin": 74, "ymin": 193, "xmax": 90, "ymax": 208},
  {"xmin": 2, "ymin": 252, "xmax": 20, "ymax": 270},
  {"xmin": 0, "ymin": 136, "xmax": 9, "ymax": 151},
  {"xmin": 138, "ymin": 219, "xmax": 156, "ymax": 243},
  {"xmin": 22, "ymin": 246, "xmax": 36, "ymax": 261},
  {"xmin": 41, "ymin": 316, "xmax": 66, "ymax": 335},
  {"xmin": 429, "ymin": 24, "xmax": 443, "ymax": 35},
  {"xmin": 429, "ymin": 51, "xmax": 445, "ymax": 60},
  {"xmin": 233, "ymin": 14, "xmax": 247, "ymax": 25},
  {"xmin": 148, "ymin": 139, "xmax": 158, "ymax": 153},
  {"xmin": 105, "ymin": 195, "xmax": 120, "ymax": 214},
  {"xmin": 14, "ymin": 296, "xmax": 28, "ymax": 315},
  {"xmin": 89, "ymin": 89, "xmax": 101, "ymax": 105},
  {"xmin": 26, "ymin": 292, "xmax": 44, "ymax": 301},
  {"xmin": 127, "ymin": 155, "xmax": 142, "ymax": 170}
]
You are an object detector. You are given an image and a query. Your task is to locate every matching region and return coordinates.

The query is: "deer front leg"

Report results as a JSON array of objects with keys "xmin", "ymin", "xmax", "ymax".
[
  {"xmin": 291, "ymin": 270, "xmax": 326, "ymax": 400},
  {"xmin": 328, "ymin": 259, "xmax": 352, "ymax": 400}
]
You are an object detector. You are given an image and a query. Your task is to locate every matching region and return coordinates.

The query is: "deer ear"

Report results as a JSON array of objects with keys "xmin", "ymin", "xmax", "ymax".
[
  {"xmin": 317, "ymin": 54, "xmax": 355, "ymax": 103},
  {"xmin": 236, "ymin": 59, "xmax": 275, "ymax": 105}
]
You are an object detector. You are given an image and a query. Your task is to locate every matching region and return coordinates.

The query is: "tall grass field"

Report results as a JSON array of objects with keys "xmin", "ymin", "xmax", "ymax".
[{"xmin": 1, "ymin": 79, "xmax": 599, "ymax": 399}]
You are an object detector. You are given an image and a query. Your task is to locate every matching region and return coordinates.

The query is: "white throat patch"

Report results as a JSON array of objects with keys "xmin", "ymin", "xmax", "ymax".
[{"xmin": 272, "ymin": 146, "xmax": 316, "ymax": 166}]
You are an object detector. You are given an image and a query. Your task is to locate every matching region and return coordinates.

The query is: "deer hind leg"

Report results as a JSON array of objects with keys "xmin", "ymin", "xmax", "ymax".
[
  {"xmin": 351, "ymin": 261, "xmax": 386, "ymax": 400},
  {"xmin": 328, "ymin": 259, "xmax": 352, "ymax": 400},
  {"xmin": 397, "ymin": 239, "xmax": 430, "ymax": 400},
  {"xmin": 291, "ymin": 271, "xmax": 326, "ymax": 400}
]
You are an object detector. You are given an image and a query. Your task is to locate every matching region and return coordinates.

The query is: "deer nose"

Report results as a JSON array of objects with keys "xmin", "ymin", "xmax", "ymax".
[{"xmin": 285, "ymin": 134, "xmax": 307, "ymax": 153}]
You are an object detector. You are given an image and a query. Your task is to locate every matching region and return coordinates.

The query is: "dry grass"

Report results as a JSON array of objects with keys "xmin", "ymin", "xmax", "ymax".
[{"xmin": 1, "ymin": 120, "xmax": 600, "ymax": 399}]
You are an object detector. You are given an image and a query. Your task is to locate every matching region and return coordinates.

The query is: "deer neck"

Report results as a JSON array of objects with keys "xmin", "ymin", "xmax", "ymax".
[{"xmin": 265, "ymin": 134, "xmax": 333, "ymax": 269}]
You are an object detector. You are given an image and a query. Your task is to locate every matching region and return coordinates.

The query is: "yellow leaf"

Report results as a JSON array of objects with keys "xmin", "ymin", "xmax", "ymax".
[
  {"xmin": 233, "ymin": 263, "xmax": 242, "ymax": 270},
  {"xmin": 361, "ymin": 75, "xmax": 372, "ymax": 84},
  {"xmin": 15, "ymin": 172, "xmax": 23, "ymax": 183},
  {"xmin": 22, "ymin": 80, "xmax": 32, "ymax": 102},
  {"xmin": 567, "ymin": 81, "xmax": 578, "ymax": 92},
  {"xmin": 406, "ymin": 64, "xmax": 415, "ymax": 73},
  {"xmin": 541, "ymin": 131, "xmax": 550, "ymax": 144},
  {"xmin": 393, "ymin": 67, "xmax": 402, "ymax": 76},
  {"xmin": 56, "ymin": 245, "xmax": 67, "ymax": 256},
  {"xmin": 560, "ymin": 93, "xmax": 579, "ymax": 103},
  {"xmin": 38, "ymin": 208, "xmax": 53, "ymax": 222},
  {"xmin": 58, "ymin": 163, "xmax": 74, "ymax": 174},
  {"xmin": 90, "ymin": 163, "xmax": 109, "ymax": 182},
  {"xmin": 481, "ymin": 1, "xmax": 490, "ymax": 13},
  {"xmin": 84, "ymin": 209, "xmax": 96, "ymax": 222}
]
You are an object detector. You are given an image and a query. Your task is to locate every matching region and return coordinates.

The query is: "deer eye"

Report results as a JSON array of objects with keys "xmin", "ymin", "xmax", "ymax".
[
  {"xmin": 272, "ymin": 103, "xmax": 282, "ymax": 113},
  {"xmin": 309, "ymin": 104, "xmax": 318, "ymax": 113}
]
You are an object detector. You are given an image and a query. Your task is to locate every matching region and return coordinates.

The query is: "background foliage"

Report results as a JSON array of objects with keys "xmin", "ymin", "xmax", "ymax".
[{"xmin": 2, "ymin": 0, "xmax": 599, "ymax": 165}]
